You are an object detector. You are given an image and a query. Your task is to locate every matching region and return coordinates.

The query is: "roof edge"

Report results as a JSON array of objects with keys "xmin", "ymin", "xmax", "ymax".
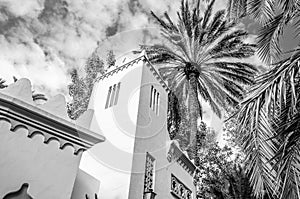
[
  {"xmin": 96, "ymin": 54, "xmax": 171, "ymax": 93},
  {"xmin": 0, "ymin": 92, "xmax": 105, "ymax": 155}
]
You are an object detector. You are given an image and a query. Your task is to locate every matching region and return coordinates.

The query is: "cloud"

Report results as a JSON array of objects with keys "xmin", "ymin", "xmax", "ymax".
[
  {"xmin": 0, "ymin": 0, "xmax": 44, "ymax": 17},
  {"xmin": 0, "ymin": 0, "xmax": 238, "ymax": 103},
  {"xmin": 0, "ymin": 0, "xmax": 178, "ymax": 95},
  {"xmin": 0, "ymin": 0, "xmax": 123, "ymax": 96}
]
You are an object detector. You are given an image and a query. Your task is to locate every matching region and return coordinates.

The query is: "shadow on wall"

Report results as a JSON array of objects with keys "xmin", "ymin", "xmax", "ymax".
[{"xmin": 3, "ymin": 183, "xmax": 33, "ymax": 199}]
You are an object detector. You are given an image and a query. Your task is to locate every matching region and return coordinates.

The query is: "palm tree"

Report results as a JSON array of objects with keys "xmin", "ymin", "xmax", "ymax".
[
  {"xmin": 227, "ymin": 1, "xmax": 300, "ymax": 198},
  {"xmin": 227, "ymin": 0, "xmax": 300, "ymax": 64},
  {"xmin": 235, "ymin": 48, "xmax": 300, "ymax": 199},
  {"xmin": 142, "ymin": 0, "xmax": 257, "ymax": 159}
]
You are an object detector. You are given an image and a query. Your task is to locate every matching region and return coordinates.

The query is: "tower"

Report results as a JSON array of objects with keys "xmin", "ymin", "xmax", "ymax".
[{"xmin": 82, "ymin": 52, "xmax": 196, "ymax": 199}]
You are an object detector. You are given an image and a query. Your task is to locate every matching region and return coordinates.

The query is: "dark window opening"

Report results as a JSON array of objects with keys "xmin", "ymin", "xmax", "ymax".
[{"xmin": 105, "ymin": 82, "xmax": 121, "ymax": 109}]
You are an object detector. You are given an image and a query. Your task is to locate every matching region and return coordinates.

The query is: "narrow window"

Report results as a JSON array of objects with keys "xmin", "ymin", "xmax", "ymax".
[
  {"xmin": 105, "ymin": 86, "xmax": 112, "ymax": 109},
  {"xmin": 105, "ymin": 82, "xmax": 121, "ymax": 108},
  {"xmin": 156, "ymin": 93, "xmax": 160, "ymax": 115},
  {"xmin": 110, "ymin": 84, "xmax": 116, "ymax": 107},
  {"xmin": 153, "ymin": 89, "xmax": 156, "ymax": 111},
  {"xmin": 114, "ymin": 82, "xmax": 121, "ymax": 105},
  {"xmin": 150, "ymin": 86, "xmax": 153, "ymax": 108}
]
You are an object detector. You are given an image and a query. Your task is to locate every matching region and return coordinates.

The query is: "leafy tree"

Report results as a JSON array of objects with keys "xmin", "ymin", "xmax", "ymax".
[
  {"xmin": 195, "ymin": 140, "xmax": 255, "ymax": 199},
  {"xmin": 194, "ymin": 121, "xmax": 208, "ymax": 166},
  {"xmin": 106, "ymin": 50, "xmax": 116, "ymax": 69},
  {"xmin": 67, "ymin": 50, "xmax": 115, "ymax": 120},
  {"xmin": 223, "ymin": 107, "xmax": 241, "ymax": 148},
  {"xmin": 143, "ymin": 0, "xmax": 257, "ymax": 159}
]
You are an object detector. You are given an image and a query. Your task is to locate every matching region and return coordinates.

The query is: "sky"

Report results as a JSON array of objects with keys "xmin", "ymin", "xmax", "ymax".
[
  {"xmin": 0, "ymin": 0, "xmax": 261, "ymax": 140},
  {"xmin": 0, "ymin": 0, "xmax": 229, "ymax": 95},
  {"xmin": 0, "ymin": 0, "xmax": 182, "ymax": 96}
]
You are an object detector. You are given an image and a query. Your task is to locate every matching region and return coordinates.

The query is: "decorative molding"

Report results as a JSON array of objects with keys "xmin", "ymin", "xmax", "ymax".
[
  {"xmin": 96, "ymin": 56, "xmax": 145, "ymax": 81},
  {"xmin": 144, "ymin": 58, "xmax": 170, "ymax": 93},
  {"xmin": 167, "ymin": 142, "xmax": 196, "ymax": 176},
  {"xmin": 170, "ymin": 174, "xmax": 192, "ymax": 199},
  {"xmin": 95, "ymin": 54, "xmax": 171, "ymax": 94},
  {"xmin": 143, "ymin": 152, "xmax": 156, "ymax": 194},
  {"xmin": 0, "ymin": 92, "xmax": 105, "ymax": 155}
]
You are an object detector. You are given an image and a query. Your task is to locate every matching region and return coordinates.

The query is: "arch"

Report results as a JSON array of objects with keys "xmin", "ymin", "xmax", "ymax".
[
  {"xmin": 0, "ymin": 117, "xmax": 11, "ymax": 124},
  {"xmin": 60, "ymin": 142, "xmax": 75, "ymax": 153},
  {"xmin": 74, "ymin": 148, "xmax": 85, "ymax": 155},
  {"xmin": 28, "ymin": 131, "xmax": 44, "ymax": 139},
  {"xmin": 10, "ymin": 123, "xmax": 28, "ymax": 132},
  {"xmin": 43, "ymin": 136, "xmax": 60, "ymax": 144}
]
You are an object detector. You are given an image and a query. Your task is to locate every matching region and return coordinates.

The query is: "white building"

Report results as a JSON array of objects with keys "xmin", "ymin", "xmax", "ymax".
[{"xmin": 81, "ymin": 51, "xmax": 196, "ymax": 199}]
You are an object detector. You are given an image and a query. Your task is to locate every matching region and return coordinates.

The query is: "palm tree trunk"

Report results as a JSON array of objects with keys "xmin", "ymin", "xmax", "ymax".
[{"xmin": 188, "ymin": 72, "xmax": 200, "ymax": 164}]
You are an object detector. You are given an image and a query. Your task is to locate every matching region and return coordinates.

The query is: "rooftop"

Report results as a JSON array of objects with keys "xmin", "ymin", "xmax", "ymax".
[{"xmin": 96, "ymin": 51, "xmax": 171, "ymax": 93}]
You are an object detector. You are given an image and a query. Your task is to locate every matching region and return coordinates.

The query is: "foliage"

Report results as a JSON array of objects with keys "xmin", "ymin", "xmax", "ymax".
[
  {"xmin": 223, "ymin": 107, "xmax": 241, "ymax": 148},
  {"xmin": 67, "ymin": 50, "xmax": 115, "ymax": 120},
  {"xmin": 235, "ymin": 47, "xmax": 300, "ymax": 198},
  {"xmin": 227, "ymin": 0, "xmax": 300, "ymax": 64},
  {"xmin": 143, "ymin": 0, "xmax": 257, "ymax": 159},
  {"xmin": 195, "ymin": 142, "xmax": 255, "ymax": 199},
  {"xmin": 106, "ymin": 50, "xmax": 116, "ymax": 69},
  {"xmin": 227, "ymin": 1, "xmax": 300, "ymax": 198},
  {"xmin": 167, "ymin": 91, "xmax": 181, "ymax": 140},
  {"xmin": 192, "ymin": 121, "xmax": 256, "ymax": 199},
  {"xmin": 169, "ymin": 99, "xmax": 190, "ymax": 151}
]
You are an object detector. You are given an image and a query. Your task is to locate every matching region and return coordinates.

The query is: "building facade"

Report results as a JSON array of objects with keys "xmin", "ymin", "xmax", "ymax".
[
  {"xmin": 82, "ymin": 51, "xmax": 196, "ymax": 199},
  {"xmin": 0, "ymin": 51, "xmax": 196, "ymax": 199},
  {"xmin": 0, "ymin": 79, "xmax": 104, "ymax": 199}
]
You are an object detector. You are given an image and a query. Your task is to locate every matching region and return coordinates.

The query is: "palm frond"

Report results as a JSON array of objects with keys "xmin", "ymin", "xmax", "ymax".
[
  {"xmin": 202, "ymin": 0, "xmax": 215, "ymax": 29},
  {"xmin": 238, "ymin": 106, "xmax": 279, "ymax": 198},
  {"xmin": 247, "ymin": 0, "xmax": 275, "ymax": 24},
  {"xmin": 257, "ymin": 13, "xmax": 285, "ymax": 64},
  {"xmin": 237, "ymin": 47, "xmax": 300, "ymax": 198}
]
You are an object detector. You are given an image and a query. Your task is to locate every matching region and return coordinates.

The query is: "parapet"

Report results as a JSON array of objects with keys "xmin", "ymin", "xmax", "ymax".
[{"xmin": 0, "ymin": 78, "xmax": 105, "ymax": 155}]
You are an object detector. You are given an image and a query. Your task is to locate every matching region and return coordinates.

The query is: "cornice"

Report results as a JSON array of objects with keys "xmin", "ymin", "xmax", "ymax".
[
  {"xmin": 167, "ymin": 142, "xmax": 196, "ymax": 176},
  {"xmin": 96, "ymin": 55, "xmax": 171, "ymax": 93},
  {"xmin": 144, "ymin": 58, "xmax": 170, "ymax": 93},
  {"xmin": 0, "ymin": 93, "xmax": 105, "ymax": 155}
]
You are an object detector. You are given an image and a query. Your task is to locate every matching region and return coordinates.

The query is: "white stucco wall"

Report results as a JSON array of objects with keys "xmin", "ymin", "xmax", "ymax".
[
  {"xmin": 0, "ymin": 120, "xmax": 81, "ymax": 199},
  {"xmin": 128, "ymin": 62, "xmax": 196, "ymax": 199},
  {"xmin": 80, "ymin": 58, "xmax": 144, "ymax": 199},
  {"xmin": 80, "ymin": 56, "xmax": 196, "ymax": 199},
  {"xmin": 71, "ymin": 169, "xmax": 100, "ymax": 199}
]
